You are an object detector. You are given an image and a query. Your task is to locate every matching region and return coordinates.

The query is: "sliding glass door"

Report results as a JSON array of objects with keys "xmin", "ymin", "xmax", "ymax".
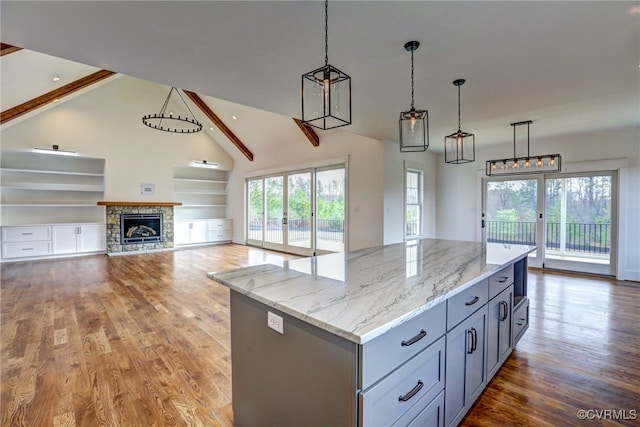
[
  {"xmin": 316, "ymin": 167, "xmax": 346, "ymax": 254},
  {"xmin": 247, "ymin": 165, "xmax": 346, "ymax": 256},
  {"xmin": 483, "ymin": 178, "xmax": 543, "ymax": 266},
  {"xmin": 483, "ymin": 171, "xmax": 617, "ymax": 275},
  {"xmin": 544, "ymin": 173, "xmax": 616, "ymax": 275},
  {"xmin": 287, "ymin": 172, "xmax": 313, "ymax": 254}
]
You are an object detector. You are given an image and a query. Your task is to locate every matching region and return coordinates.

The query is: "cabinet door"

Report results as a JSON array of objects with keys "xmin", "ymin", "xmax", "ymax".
[
  {"xmin": 190, "ymin": 220, "xmax": 208, "ymax": 243},
  {"xmin": 79, "ymin": 224, "xmax": 105, "ymax": 253},
  {"xmin": 52, "ymin": 225, "xmax": 79, "ymax": 254},
  {"xmin": 445, "ymin": 306, "xmax": 488, "ymax": 427},
  {"xmin": 487, "ymin": 285, "xmax": 513, "ymax": 381},
  {"xmin": 174, "ymin": 221, "xmax": 191, "ymax": 245}
]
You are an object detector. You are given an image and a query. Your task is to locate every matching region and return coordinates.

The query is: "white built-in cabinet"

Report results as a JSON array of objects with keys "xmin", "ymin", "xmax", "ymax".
[
  {"xmin": 52, "ymin": 224, "xmax": 105, "ymax": 255},
  {"xmin": 0, "ymin": 150, "xmax": 106, "ymax": 260},
  {"xmin": 173, "ymin": 166, "xmax": 232, "ymax": 246},
  {"xmin": 174, "ymin": 219, "xmax": 233, "ymax": 246}
]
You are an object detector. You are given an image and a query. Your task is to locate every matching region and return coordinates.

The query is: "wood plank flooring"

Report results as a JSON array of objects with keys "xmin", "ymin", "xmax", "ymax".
[{"xmin": 1, "ymin": 244, "xmax": 638, "ymax": 426}]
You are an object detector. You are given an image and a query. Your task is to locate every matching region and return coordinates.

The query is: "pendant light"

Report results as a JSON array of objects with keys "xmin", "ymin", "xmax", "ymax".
[
  {"xmin": 142, "ymin": 87, "xmax": 202, "ymax": 133},
  {"xmin": 301, "ymin": 0, "xmax": 351, "ymax": 130},
  {"xmin": 399, "ymin": 41, "xmax": 429, "ymax": 152},
  {"xmin": 444, "ymin": 79, "xmax": 475, "ymax": 164},
  {"xmin": 486, "ymin": 120, "xmax": 561, "ymax": 176}
]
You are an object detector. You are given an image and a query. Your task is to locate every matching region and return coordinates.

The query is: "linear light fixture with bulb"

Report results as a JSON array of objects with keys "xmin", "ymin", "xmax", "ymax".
[
  {"xmin": 192, "ymin": 160, "xmax": 219, "ymax": 168},
  {"xmin": 486, "ymin": 120, "xmax": 561, "ymax": 176},
  {"xmin": 33, "ymin": 145, "xmax": 78, "ymax": 156}
]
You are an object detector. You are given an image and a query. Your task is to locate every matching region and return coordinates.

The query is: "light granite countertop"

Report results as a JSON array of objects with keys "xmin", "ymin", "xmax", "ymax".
[{"xmin": 208, "ymin": 239, "xmax": 534, "ymax": 344}]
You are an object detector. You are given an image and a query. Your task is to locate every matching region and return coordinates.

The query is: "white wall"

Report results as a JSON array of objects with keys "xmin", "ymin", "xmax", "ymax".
[
  {"xmin": 383, "ymin": 141, "xmax": 437, "ymax": 245},
  {"xmin": 1, "ymin": 76, "xmax": 234, "ymax": 202},
  {"xmin": 227, "ymin": 132, "xmax": 385, "ymax": 251},
  {"xmin": 436, "ymin": 127, "xmax": 640, "ymax": 280}
]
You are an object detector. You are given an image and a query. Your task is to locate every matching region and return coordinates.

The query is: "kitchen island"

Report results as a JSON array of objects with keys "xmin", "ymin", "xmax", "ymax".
[{"xmin": 208, "ymin": 239, "xmax": 534, "ymax": 426}]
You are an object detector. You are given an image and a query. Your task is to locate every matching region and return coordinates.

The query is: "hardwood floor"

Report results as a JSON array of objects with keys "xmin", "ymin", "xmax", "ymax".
[{"xmin": 1, "ymin": 245, "xmax": 638, "ymax": 426}]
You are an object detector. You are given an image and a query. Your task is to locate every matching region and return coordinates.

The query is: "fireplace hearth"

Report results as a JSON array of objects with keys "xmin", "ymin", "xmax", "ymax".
[{"xmin": 121, "ymin": 213, "xmax": 163, "ymax": 244}]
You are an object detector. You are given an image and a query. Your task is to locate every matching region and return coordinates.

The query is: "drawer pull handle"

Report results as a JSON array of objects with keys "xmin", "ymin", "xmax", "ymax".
[
  {"xmin": 498, "ymin": 276, "xmax": 509, "ymax": 283},
  {"xmin": 465, "ymin": 296, "xmax": 480, "ymax": 306},
  {"xmin": 21, "ymin": 232, "xmax": 34, "ymax": 235},
  {"xmin": 401, "ymin": 329, "xmax": 427, "ymax": 347},
  {"xmin": 398, "ymin": 380, "xmax": 423, "ymax": 402},
  {"xmin": 22, "ymin": 248, "xmax": 34, "ymax": 251}
]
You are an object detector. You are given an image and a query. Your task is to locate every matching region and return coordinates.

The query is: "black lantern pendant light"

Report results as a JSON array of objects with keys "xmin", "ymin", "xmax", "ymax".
[
  {"xmin": 444, "ymin": 79, "xmax": 475, "ymax": 164},
  {"xmin": 399, "ymin": 41, "xmax": 429, "ymax": 152},
  {"xmin": 301, "ymin": 0, "xmax": 351, "ymax": 130},
  {"xmin": 142, "ymin": 87, "xmax": 202, "ymax": 133}
]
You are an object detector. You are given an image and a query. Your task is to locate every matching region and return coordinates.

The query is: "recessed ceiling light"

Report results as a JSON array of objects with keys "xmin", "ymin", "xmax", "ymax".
[
  {"xmin": 53, "ymin": 98, "xmax": 60, "ymax": 103},
  {"xmin": 231, "ymin": 115, "xmax": 237, "ymax": 120},
  {"xmin": 52, "ymin": 76, "xmax": 61, "ymax": 82},
  {"xmin": 209, "ymin": 126, "xmax": 215, "ymax": 131}
]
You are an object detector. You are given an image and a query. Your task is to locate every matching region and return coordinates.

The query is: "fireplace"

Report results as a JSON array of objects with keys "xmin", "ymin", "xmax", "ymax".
[{"xmin": 121, "ymin": 213, "xmax": 163, "ymax": 244}]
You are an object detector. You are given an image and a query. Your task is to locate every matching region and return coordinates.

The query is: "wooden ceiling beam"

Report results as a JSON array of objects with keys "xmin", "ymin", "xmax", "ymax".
[
  {"xmin": 0, "ymin": 69, "xmax": 116, "ymax": 125},
  {"xmin": 0, "ymin": 43, "xmax": 22, "ymax": 56},
  {"xmin": 183, "ymin": 90, "xmax": 254, "ymax": 162},
  {"xmin": 293, "ymin": 118, "xmax": 320, "ymax": 147}
]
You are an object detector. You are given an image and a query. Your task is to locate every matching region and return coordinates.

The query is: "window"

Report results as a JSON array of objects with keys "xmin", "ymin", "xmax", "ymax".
[{"xmin": 405, "ymin": 170, "xmax": 422, "ymax": 238}]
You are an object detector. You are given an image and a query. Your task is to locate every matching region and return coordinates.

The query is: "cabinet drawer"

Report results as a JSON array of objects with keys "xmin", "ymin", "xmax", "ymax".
[
  {"xmin": 513, "ymin": 298, "xmax": 530, "ymax": 345},
  {"xmin": 360, "ymin": 336, "xmax": 445, "ymax": 427},
  {"xmin": 207, "ymin": 218, "xmax": 232, "ymax": 231},
  {"xmin": 447, "ymin": 279, "xmax": 488, "ymax": 331},
  {"xmin": 2, "ymin": 241, "xmax": 51, "ymax": 258},
  {"xmin": 208, "ymin": 230, "xmax": 232, "ymax": 242},
  {"xmin": 361, "ymin": 302, "xmax": 446, "ymax": 390},
  {"xmin": 392, "ymin": 389, "xmax": 444, "ymax": 427},
  {"xmin": 2, "ymin": 226, "xmax": 51, "ymax": 242},
  {"xmin": 489, "ymin": 265, "xmax": 514, "ymax": 299}
]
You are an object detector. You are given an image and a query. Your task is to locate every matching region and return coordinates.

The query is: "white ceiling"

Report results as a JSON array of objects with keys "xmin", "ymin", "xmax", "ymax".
[{"xmin": 1, "ymin": 1, "xmax": 639, "ymax": 152}]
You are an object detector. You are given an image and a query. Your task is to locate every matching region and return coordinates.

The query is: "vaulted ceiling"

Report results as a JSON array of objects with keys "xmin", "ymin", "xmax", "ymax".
[{"xmin": 1, "ymin": 1, "xmax": 639, "ymax": 153}]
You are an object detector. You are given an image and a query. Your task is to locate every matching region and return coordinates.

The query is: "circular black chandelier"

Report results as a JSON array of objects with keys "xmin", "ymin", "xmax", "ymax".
[{"xmin": 142, "ymin": 87, "xmax": 202, "ymax": 133}]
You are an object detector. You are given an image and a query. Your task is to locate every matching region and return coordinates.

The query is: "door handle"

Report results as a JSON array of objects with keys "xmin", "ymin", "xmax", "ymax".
[
  {"xmin": 471, "ymin": 327, "xmax": 478, "ymax": 353},
  {"xmin": 500, "ymin": 301, "xmax": 509, "ymax": 321},
  {"xmin": 467, "ymin": 329, "xmax": 474, "ymax": 354},
  {"xmin": 282, "ymin": 218, "xmax": 287, "ymax": 225}
]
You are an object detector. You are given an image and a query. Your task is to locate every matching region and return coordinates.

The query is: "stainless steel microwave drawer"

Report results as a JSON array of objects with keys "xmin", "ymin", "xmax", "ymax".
[
  {"xmin": 446, "ymin": 279, "xmax": 489, "ymax": 331},
  {"xmin": 360, "ymin": 302, "xmax": 446, "ymax": 390},
  {"xmin": 359, "ymin": 336, "xmax": 445, "ymax": 427}
]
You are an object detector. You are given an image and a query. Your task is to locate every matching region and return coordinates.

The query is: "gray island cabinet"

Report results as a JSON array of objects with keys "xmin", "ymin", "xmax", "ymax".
[{"xmin": 208, "ymin": 239, "xmax": 533, "ymax": 427}]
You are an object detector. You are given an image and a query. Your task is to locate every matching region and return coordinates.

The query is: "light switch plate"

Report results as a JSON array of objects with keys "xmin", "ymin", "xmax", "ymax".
[{"xmin": 267, "ymin": 311, "xmax": 284, "ymax": 334}]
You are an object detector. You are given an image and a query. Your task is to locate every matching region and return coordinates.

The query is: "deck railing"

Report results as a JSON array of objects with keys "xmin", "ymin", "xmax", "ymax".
[
  {"xmin": 486, "ymin": 221, "xmax": 611, "ymax": 254},
  {"xmin": 248, "ymin": 218, "xmax": 344, "ymax": 243}
]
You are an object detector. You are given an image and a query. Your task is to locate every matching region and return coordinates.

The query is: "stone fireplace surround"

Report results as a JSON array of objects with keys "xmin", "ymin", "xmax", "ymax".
[{"xmin": 98, "ymin": 202, "xmax": 181, "ymax": 255}]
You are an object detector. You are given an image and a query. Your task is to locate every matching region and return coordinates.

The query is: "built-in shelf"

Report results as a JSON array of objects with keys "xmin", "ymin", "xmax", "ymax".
[
  {"xmin": 2, "ymin": 183, "xmax": 105, "ymax": 192},
  {"xmin": 96, "ymin": 201, "xmax": 182, "ymax": 207},
  {"xmin": 1, "ymin": 168, "xmax": 104, "ymax": 177},
  {"xmin": 176, "ymin": 204, "xmax": 227, "ymax": 208},
  {"xmin": 173, "ymin": 178, "xmax": 228, "ymax": 184},
  {"xmin": 1, "ymin": 150, "xmax": 107, "ymax": 226},
  {"xmin": 173, "ymin": 189, "xmax": 228, "ymax": 195},
  {"xmin": 173, "ymin": 166, "xmax": 229, "ymax": 221},
  {"xmin": 2, "ymin": 204, "xmax": 103, "ymax": 208}
]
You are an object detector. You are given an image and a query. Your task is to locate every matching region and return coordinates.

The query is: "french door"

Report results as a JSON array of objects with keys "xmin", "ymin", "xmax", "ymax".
[
  {"xmin": 247, "ymin": 166, "xmax": 346, "ymax": 256},
  {"xmin": 483, "ymin": 171, "xmax": 616, "ymax": 275}
]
